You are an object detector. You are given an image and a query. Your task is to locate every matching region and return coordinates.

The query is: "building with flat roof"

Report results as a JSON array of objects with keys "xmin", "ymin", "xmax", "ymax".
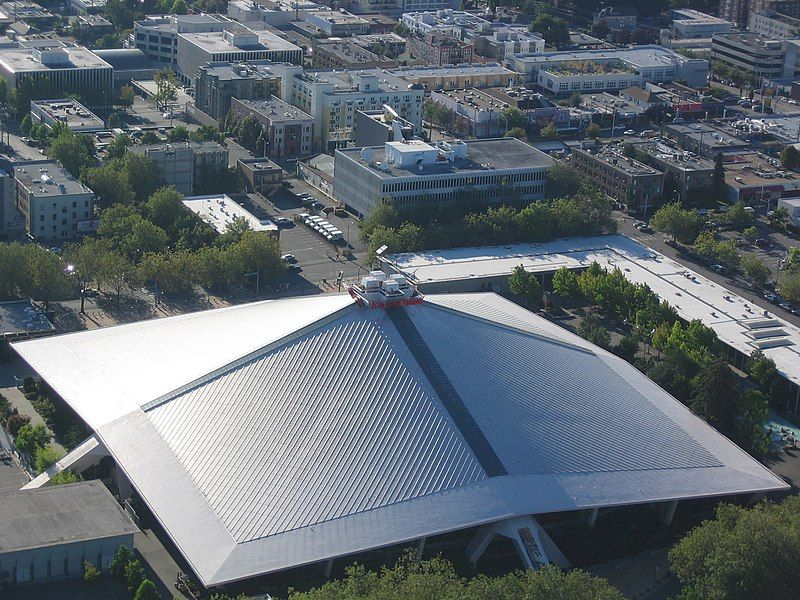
[
  {"xmin": 311, "ymin": 38, "xmax": 395, "ymax": 69},
  {"xmin": 286, "ymin": 68, "xmax": 424, "ymax": 152},
  {"xmin": 194, "ymin": 60, "xmax": 291, "ymax": 122},
  {"xmin": 0, "ymin": 46, "xmax": 113, "ymax": 111},
  {"xmin": 662, "ymin": 122, "xmax": 749, "ymax": 157},
  {"xmin": 509, "ymin": 45, "xmax": 709, "ymax": 90},
  {"xmin": 400, "ymin": 9, "xmax": 488, "ymax": 36},
  {"xmin": 14, "ymin": 161, "xmax": 94, "ymax": 242},
  {"xmin": 0, "ymin": 482, "xmax": 137, "ymax": 587},
  {"xmin": 0, "ymin": 169, "xmax": 19, "ymax": 239},
  {"xmin": 571, "ymin": 145, "xmax": 664, "ymax": 217},
  {"xmin": 407, "ymin": 31, "xmax": 474, "ymax": 66},
  {"xmin": 669, "ymin": 9, "xmax": 732, "ymax": 39},
  {"xmin": 237, "ymin": 157, "xmax": 283, "ymax": 193},
  {"xmin": 350, "ymin": 32, "xmax": 407, "ymax": 58},
  {"xmin": 129, "ymin": 141, "xmax": 229, "ymax": 195},
  {"xmin": 133, "ymin": 13, "xmax": 234, "ymax": 68},
  {"xmin": 177, "ymin": 27, "xmax": 303, "ymax": 85},
  {"xmin": 30, "ymin": 98, "xmax": 104, "ymax": 133},
  {"xmin": 354, "ymin": 104, "xmax": 414, "ymax": 146},
  {"xmin": 12, "ymin": 290, "xmax": 787, "ymax": 587},
  {"xmin": 304, "ymin": 9, "xmax": 370, "ymax": 36},
  {"xmin": 230, "ymin": 96, "xmax": 314, "ymax": 157},
  {"xmin": 390, "ymin": 62, "xmax": 516, "ymax": 91},
  {"xmin": 182, "ymin": 193, "xmax": 277, "ymax": 233},
  {"xmin": 333, "ymin": 137, "xmax": 552, "ymax": 217},
  {"xmin": 69, "ymin": 0, "xmax": 106, "ymax": 13},
  {"xmin": 631, "ymin": 140, "xmax": 715, "ymax": 198},
  {"xmin": 0, "ymin": 1, "xmax": 56, "ymax": 26},
  {"xmin": 719, "ymin": 151, "xmax": 800, "ymax": 204}
]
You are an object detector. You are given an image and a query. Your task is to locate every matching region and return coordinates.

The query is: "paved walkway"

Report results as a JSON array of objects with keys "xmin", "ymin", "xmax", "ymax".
[
  {"xmin": 588, "ymin": 548, "xmax": 680, "ymax": 600},
  {"xmin": 134, "ymin": 530, "xmax": 182, "ymax": 599}
]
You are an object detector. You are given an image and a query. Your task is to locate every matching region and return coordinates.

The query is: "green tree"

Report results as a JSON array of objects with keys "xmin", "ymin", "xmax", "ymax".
[
  {"xmin": 51, "ymin": 470, "xmax": 80, "ymax": 484},
  {"xmin": 125, "ymin": 559, "xmax": 145, "ymax": 593},
  {"xmin": 500, "ymin": 106, "xmax": 528, "ymax": 131},
  {"xmin": 47, "ymin": 130, "xmax": 96, "ymax": 177},
  {"xmin": 782, "ymin": 145, "xmax": 800, "ymax": 170},
  {"xmin": 669, "ymin": 498, "xmax": 800, "ymax": 600},
  {"xmin": 505, "ymin": 127, "xmax": 527, "ymax": 140},
  {"xmin": 123, "ymin": 153, "xmax": 164, "ymax": 202},
  {"xmin": 24, "ymin": 246, "xmax": 71, "ymax": 308},
  {"xmin": 34, "ymin": 445, "xmax": 63, "ymax": 472},
  {"xmin": 226, "ymin": 230, "xmax": 284, "ymax": 285},
  {"xmin": 530, "ymin": 11, "xmax": 570, "ymax": 48},
  {"xmin": 779, "ymin": 269, "xmax": 800, "ymax": 302},
  {"xmin": 288, "ymin": 552, "xmax": 624, "ymax": 600},
  {"xmin": 65, "ymin": 238, "xmax": 107, "ymax": 313},
  {"xmin": 153, "ymin": 68, "xmax": 177, "ymax": 112},
  {"xmin": 578, "ymin": 313, "xmax": 611, "ymax": 349},
  {"xmin": 167, "ymin": 125, "xmax": 189, "ymax": 142},
  {"xmin": 740, "ymin": 254, "xmax": 771, "ymax": 286},
  {"xmin": 651, "ymin": 203, "xmax": 701, "ymax": 243},
  {"xmin": 235, "ymin": 115, "xmax": 263, "ymax": 151},
  {"xmin": 586, "ymin": 123, "xmax": 602, "ymax": 139},
  {"xmin": 84, "ymin": 561, "xmax": 101, "ymax": 583},
  {"xmin": 140, "ymin": 131, "xmax": 160, "ymax": 145},
  {"xmin": 14, "ymin": 423, "xmax": 50, "ymax": 455},
  {"xmin": 106, "ymin": 133, "xmax": 132, "ymax": 160},
  {"xmin": 539, "ymin": 122, "xmax": 559, "ymax": 139},
  {"xmin": 690, "ymin": 357, "xmax": 740, "ymax": 437},
  {"xmin": 568, "ymin": 91, "xmax": 582, "ymax": 108},
  {"xmin": 508, "ymin": 265, "xmax": 543, "ymax": 307},
  {"xmin": 552, "ymin": 266, "xmax": 581, "ymax": 300},
  {"xmin": 743, "ymin": 225, "xmax": 758, "ymax": 242},
  {"xmin": 19, "ymin": 114, "xmax": 32, "ymax": 135},
  {"xmin": 82, "ymin": 162, "xmax": 136, "ymax": 208},
  {"xmin": 190, "ymin": 125, "xmax": 225, "ymax": 143},
  {"xmin": 170, "ymin": 0, "xmax": 187, "ymax": 13},
  {"xmin": 749, "ymin": 349, "xmax": 778, "ymax": 396},
  {"xmin": 118, "ymin": 85, "xmax": 135, "ymax": 110},
  {"xmin": 133, "ymin": 579, "xmax": 161, "ymax": 600},
  {"xmin": 110, "ymin": 545, "xmax": 134, "ymax": 578},
  {"xmin": 713, "ymin": 153, "xmax": 725, "ymax": 196}
]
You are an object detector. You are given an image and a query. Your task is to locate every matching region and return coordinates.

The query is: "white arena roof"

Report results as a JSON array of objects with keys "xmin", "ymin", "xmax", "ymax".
[
  {"xmin": 13, "ymin": 293, "xmax": 787, "ymax": 585},
  {"xmin": 386, "ymin": 234, "xmax": 800, "ymax": 387}
]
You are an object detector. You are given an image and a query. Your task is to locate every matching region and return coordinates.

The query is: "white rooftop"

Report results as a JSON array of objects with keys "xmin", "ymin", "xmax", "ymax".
[
  {"xmin": 13, "ymin": 292, "xmax": 787, "ymax": 586},
  {"xmin": 387, "ymin": 234, "xmax": 800, "ymax": 386},
  {"xmin": 183, "ymin": 194, "xmax": 277, "ymax": 234}
]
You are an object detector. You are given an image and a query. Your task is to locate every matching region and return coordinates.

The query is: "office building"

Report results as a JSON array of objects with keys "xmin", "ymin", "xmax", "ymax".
[
  {"xmin": 286, "ymin": 68, "xmax": 424, "ymax": 152},
  {"xmin": 0, "ymin": 482, "xmax": 137, "ymax": 587},
  {"xmin": 354, "ymin": 105, "xmax": 415, "ymax": 146},
  {"xmin": 132, "ymin": 14, "xmax": 234, "ymax": 68},
  {"xmin": 230, "ymin": 96, "xmax": 314, "ymax": 157},
  {"xmin": 408, "ymin": 31, "xmax": 474, "ymax": 66},
  {"xmin": 0, "ymin": 169, "xmax": 19, "ymax": 239},
  {"xmin": 13, "ymin": 291, "xmax": 787, "ymax": 587},
  {"xmin": 391, "ymin": 63, "xmax": 516, "ymax": 91},
  {"xmin": 750, "ymin": 9, "xmax": 800, "ymax": 37},
  {"xmin": 0, "ymin": 46, "xmax": 113, "ymax": 111},
  {"xmin": 14, "ymin": 161, "xmax": 94, "ymax": 242},
  {"xmin": 571, "ymin": 146, "xmax": 664, "ymax": 216},
  {"xmin": 710, "ymin": 32, "xmax": 800, "ymax": 79},
  {"xmin": 334, "ymin": 138, "xmax": 552, "ymax": 217},
  {"xmin": 670, "ymin": 9, "xmax": 732, "ymax": 39},
  {"xmin": 194, "ymin": 60, "xmax": 289, "ymax": 122},
  {"xmin": 509, "ymin": 45, "xmax": 709, "ymax": 91},
  {"xmin": 472, "ymin": 26, "xmax": 545, "ymax": 61},
  {"xmin": 30, "ymin": 98, "xmax": 104, "ymax": 133},
  {"xmin": 177, "ymin": 28, "xmax": 303, "ymax": 86},
  {"xmin": 129, "ymin": 142, "xmax": 229, "ymax": 195}
]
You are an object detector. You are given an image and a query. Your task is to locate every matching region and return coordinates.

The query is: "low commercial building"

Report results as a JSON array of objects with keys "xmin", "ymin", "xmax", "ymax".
[
  {"xmin": 669, "ymin": 9, "xmax": 732, "ymax": 39},
  {"xmin": 304, "ymin": 10, "xmax": 370, "ymax": 36},
  {"xmin": 619, "ymin": 86, "xmax": 670, "ymax": 111},
  {"xmin": 661, "ymin": 122, "xmax": 749, "ymax": 158},
  {"xmin": 571, "ymin": 145, "xmax": 664, "ymax": 216},
  {"xmin": 778, "ymin": 196, "xmax": 800, "ymax": 225},
  {"xmin": 0, "ymin": 46, "xmax": 113, "ymax": 111},
  {"xmin": 230, "ymin": 96, "xmax": 314, "ymax": 158},
  {"xmin": 311, "ymin": 38, "xmax": 395, "ymax": 69},
  {"xmin": 30, "ymin": 98, "xmax": 104, "ymax": 133},
  {"xmin": 69, "ymin": 0, "xmax": 106, "ymax": 13},
  {"xmin": 482, "ymin": 87, "xmax": 570, "ymax": 128},
  {"xmin": 509, "ymin": 45, "xmax": 709, "ymax": 90},
  {"xmin": 182, "ymin": 194, "xmax": 277, "ymax": 233},
  {"xmin": 720, "ymin": 151, "xmax": 800, "ymax": 205},
  {"xmin": 14, "ymin": 161, "xmax": 94, "ymax": 242},
  {"xmin": 129, "ymin": 142, "xmax": 229, "ymax": 195},
  {"xmin": 0, "ymin": 1, "xmax": 56, "ymax": 27},
  {"xmin": 632, "ymin": 141, "xmax": 715, "ymax": 198},
  {"xmin": 333, "ymin": 137, "xmax": 552, "ymax": 217},
  {"xmin": 390, "ymin": 63, "xmax": 515, "ymax": 91},
  {"xmin": 194, "ymin": 60, "xmax": 289, "ymax": 122},
  {"xmin": 238, "ymin": 157, "xmax": 283, "ymax": 193},
  {"xmin": 710, "ymin": 32, "xmax": 800, "ymax": 80},
  {"xmin": 71, "ymin": 14, "xmax": 114, "ymax": 38},
  {"xmin": 0, "ymin": 482, "xmax": 137, "ymax": 587}
]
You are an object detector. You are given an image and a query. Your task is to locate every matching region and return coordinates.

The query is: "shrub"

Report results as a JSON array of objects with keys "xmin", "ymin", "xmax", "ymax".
[
  {"xmin": 125, "ymin": 558, "xmax": 145, "ymax": 592},
  {"xmin": 6, "ymin": 413, "xmax": 29, "ymax": 436},
  {"xmin": 110, "ymin": 545, "xmax": 134, "ymax": 578},
  {"xmin": 84, "ymin": 561, "xmax": 100, "ymax": 583}
]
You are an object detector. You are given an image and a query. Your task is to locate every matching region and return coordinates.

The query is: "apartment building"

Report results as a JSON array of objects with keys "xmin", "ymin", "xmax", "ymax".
[
  {"xmin": 750, "ymin": 9, "xmax": 800, "ymax": 37},
  {"xmin": 311, "ymin": 38, "xmax": 395, "ymax": 69},
  {"xmin": 571, "ymin": 146, "xmax": 664, "ymax": 217},
  {"xmin": 333, "ymin": 138, "xmax": 552, "ymax": 217},
  {"xmin": 14, "ymin": 161, "xmax": 94, "ymax": 242},
  {"xmin": 230, "ymin": 96, "xmax": 314, "ymax": 157},
  {"xmin": 194, "ymin": 60, "xmax": 291, "ymax": 121},
  {"xmin": 129, "ymin": 142, "xmax": 229, "ymax": 195},
  {"xmin": 286, "ymin": 69, "xmax": 424, "ymax": 152},
  {"xmin": 0, "ymin": 169, "xmax": 20, "ymax": 239},
  {"xmin": 407, "ymin": 31, "xmax": 473, "ymax": 66},
  {"xmin": 390, "ymin": 63, "xmax": 516, "ymax": 91}
]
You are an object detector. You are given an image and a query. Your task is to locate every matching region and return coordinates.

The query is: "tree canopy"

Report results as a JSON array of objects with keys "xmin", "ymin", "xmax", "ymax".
[{"xmin": 650, "ymin": 203, "xmax": 701, "ymax": 243}]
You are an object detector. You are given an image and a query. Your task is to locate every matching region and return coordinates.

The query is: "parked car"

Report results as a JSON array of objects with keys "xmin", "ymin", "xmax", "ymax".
[
  {"xmin": 638, "ymin": 225, "xmax": 654, "ymax": 233},
  {"xmin": 281, "ymin": 253, "xmax": 296, "ymax": 263},
  {"xmin": 311, "ymin": 201, "xmax": 325, "ymax": 210},
  {"xmin": 623, "ymin": 129, "xmax": 635, "ymax": 135},
  {"xmin": 764, "ymin": 292, "xmax": 780, "ymax": 303},
  {"xmin": 755, "ymin": 238, "xmax": 771, "ymax": 248},
  {"xmin": 274, "ymin": 217, "xmax": 293, "ymax": 228},
  {"xmin": 710, "ymin": 264, "xmax": 726, "ymax": 274}
]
